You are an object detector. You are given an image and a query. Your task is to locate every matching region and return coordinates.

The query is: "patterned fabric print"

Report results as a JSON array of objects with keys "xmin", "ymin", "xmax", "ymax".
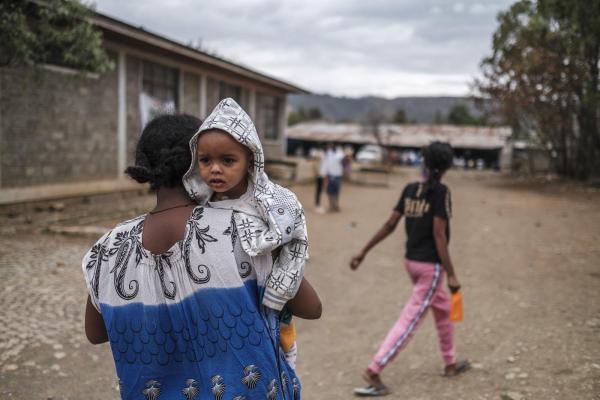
[
  {"xmin": 142, "ymin": 380, "xmax": 161, "ymax": 400},
  {"xmin": 109, "ymin": 220, "xmax": 147, "ymax": 300},
  {"xmin": 82, "ymin": 206, "xmax": 300, "ymax": 399},
  {"xmin": 267, "ymin": 379, "xmax": 278, "ymax": 400},
  {"xmin": 182, "ymin": 207, "xmax": 216, "ymax": 285},
  {"xmin": 293, "ymin": 377, "xmax": 301, "ymax": 400},
  {"xmin": 211, "ymin": 375, "xmax": 225, "ymax": 400},
  {"xmin": 183, "ymin": 98, "xmax": 309, "ymax": 311},
  {"xmin": 223, "ymin": 213, "xmax": 239, "ymax": 252},
  {"xmin": 182, "ymin": 379, "xmax": 199, "ymax": 400},
  {"xmin": 241, "ymin": 364, "xmax": 261, "ymax": 389},
  {"xmin": 103, "ymin": 283, "xmax": 266, "ymax": 367},
  {"xmin": 84, "ymin": 231, "xmax": 111, "ymax": 308},
  {"xmin": 88, "ymin": 209, "xmax": 219, "ymax": 306}
]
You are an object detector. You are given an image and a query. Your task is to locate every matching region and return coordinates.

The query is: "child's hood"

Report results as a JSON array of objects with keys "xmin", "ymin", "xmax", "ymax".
[
  {"xmin": 183, "ymin": 98, "xmax": 308, "ymax": 250},
  {"xmin": 183, "ymin": 98, "xmax": 309, "ymax": 310},
  {"xmin": 183, "ymin": 97, "xmax": 264, "ymax": 204}
]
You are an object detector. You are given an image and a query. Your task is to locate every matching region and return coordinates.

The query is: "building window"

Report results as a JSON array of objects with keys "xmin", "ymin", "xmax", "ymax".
[
  {"xmin": 219, "ymin": 81, "xmax": 242, "ymax": 103},
  {"xmin": 259, "ymin": 94, "xmax": 280, "ymax": 140},
  {"xmin": 142, "ymin": 61, "xmax": 179, "ymax": 108}
]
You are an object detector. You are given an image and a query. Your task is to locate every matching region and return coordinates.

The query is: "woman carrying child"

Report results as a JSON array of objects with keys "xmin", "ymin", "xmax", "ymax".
[{"xmin": 82, "ymin": 101, "xmax": 321, "ymax": 400}]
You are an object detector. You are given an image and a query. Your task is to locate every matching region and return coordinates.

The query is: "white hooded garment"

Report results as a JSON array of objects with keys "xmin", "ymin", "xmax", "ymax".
[{"xmin": 183, "ymin": 98, "xmax": 309, "ymax": 311}]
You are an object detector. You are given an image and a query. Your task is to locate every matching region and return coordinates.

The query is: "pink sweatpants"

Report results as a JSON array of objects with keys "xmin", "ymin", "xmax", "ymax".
[{"xmin": 368, "ymin": 259, "xmax": 456, "ymax": 374}]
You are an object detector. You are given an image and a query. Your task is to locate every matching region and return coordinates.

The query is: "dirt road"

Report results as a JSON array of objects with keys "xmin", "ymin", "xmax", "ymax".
[{"xmin": 1, "ymin": 169, "xmax": 599, "ymax": 399}]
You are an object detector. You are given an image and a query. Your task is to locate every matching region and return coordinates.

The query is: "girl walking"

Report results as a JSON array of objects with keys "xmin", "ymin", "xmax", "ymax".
[{"xmin": 350, "ymin": 142, "xmax": 469, "ymax": 397}]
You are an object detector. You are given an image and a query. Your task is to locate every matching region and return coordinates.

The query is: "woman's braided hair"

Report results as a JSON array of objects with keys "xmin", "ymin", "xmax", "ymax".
[
  {"xmin": 125, "ymin": 114, "xmax": 201, "ymax": 191},
  {"xmin": 421, "ymin": 141, "xmax": 453, "ymax": 195}
]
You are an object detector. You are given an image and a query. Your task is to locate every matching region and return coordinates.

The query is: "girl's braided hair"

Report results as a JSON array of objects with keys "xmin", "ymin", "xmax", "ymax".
[
  {"xmin": 125, "ymin": 114, "xmax": 201, "ymax": 191},
  {"xmin": 421, "ymin": 141, "xmax": 453, "ymax": 195}
]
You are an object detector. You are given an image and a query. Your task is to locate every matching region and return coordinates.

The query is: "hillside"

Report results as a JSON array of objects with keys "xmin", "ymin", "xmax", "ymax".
[{"xmin": 288, "ymin": 94, "xmax": 485, "ymax": 123}]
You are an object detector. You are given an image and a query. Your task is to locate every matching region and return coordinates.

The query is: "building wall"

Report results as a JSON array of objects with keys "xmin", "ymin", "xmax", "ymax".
[
  {"xmin": 125, "ymin": 55, "xmax": 142, "ymax": 168},
  {"xmin": 0, "ymin": 51, "xmax": 119, "ymax": 188},
  {"xmin": 256, "ymin": 92, "xmax": 287, "ymax": 160},
  {"xmin": 0, "ymin": 43, "xmax": 290, "ymax": 203},
  {"xmin": 183, "ymin": 72, "xmax": 200, "ymax": 116}
]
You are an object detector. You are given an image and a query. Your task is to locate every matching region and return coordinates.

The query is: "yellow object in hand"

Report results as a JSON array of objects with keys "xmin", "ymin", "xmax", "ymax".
[{"xmin": 279, "ymin": 321, "xmax": 297, "ymax": 352}]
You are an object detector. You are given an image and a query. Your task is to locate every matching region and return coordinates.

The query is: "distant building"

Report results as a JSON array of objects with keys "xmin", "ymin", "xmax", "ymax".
[
  {"xmin": 287, "ymin": 122, "xmax": 512, "ymax": 169},
  {"xmin": 0, "ymin": 11, "xmax": 307, "ymax": 204}
]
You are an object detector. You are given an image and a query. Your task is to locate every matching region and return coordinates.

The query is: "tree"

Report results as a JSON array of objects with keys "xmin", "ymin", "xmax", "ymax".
[
  {"xmin": 0, "ymin": 0, "xmax": 113, "ymax": 73},
  {"xmin": 362, "ymin": 108, "xmax": 392, "ymax": 164},
  {"xmin": 392, "ymin": 108, "xmax": 407, "ymax": 124},
  {"xmin": 447, "ymin": 103, "xmax": 485, "ymax": 125},
  {"xmin": 475, "ymin": 0, "xmax": 600, "ymax": 179},
  {"xmin": 306, "ymin": 107, "xmax": 323, "ymax": 120},
  {"xmin": 287, "ymin": 107, "xmax": 323, "ymax": 126}
]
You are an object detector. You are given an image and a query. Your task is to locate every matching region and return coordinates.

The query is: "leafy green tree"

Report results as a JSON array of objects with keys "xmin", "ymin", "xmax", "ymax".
[
  {"xmin": 392, "ymin": 108, "xmax": 407, "ymax": 124},
  {"xmin": 287, "ymin": 106, "xmax": 324, "ymax": 125},
  {"xmin": 475, "ymin": 0, "xmax": 600, "ymax": 179},
  {"xmin": 0, "ymin": 0, "xmax": 113, "ymax": 73},
  {"xmin": 447, "ymin": 103, "xmax": 485, "ymax": 125},
  {"xmin": 306, "ymin": 107, "xmax": 322, "ymax": 120}
]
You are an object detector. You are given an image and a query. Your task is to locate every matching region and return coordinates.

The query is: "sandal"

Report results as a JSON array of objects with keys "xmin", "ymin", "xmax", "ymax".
[
  {"xmin": 353, "ymin": 384, "xmax": 391, "ymax": 397},
  {"xmin": 444, "ymin": 359, "xmax": 471, "ymax": 377}
]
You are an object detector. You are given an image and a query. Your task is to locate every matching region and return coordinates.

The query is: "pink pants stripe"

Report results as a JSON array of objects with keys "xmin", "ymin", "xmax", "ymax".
[{"xmin": 368, "ymin": 260, "xmax": 456, "ymax": 373}]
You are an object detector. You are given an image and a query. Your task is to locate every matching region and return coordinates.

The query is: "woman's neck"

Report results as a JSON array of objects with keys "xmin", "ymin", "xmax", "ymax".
[{"xmin": 154, "ymin": 186, "xmax": 193, "ymax": 209}]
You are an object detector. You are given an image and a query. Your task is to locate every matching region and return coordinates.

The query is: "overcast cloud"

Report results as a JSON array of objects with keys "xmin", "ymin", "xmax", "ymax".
[{"xmin": 92, "ymin": 0, "xmax": 514, "ymax": 97}]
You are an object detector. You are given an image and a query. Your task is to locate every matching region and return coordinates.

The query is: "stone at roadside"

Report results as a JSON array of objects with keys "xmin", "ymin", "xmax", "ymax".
[
  {"xmin": 49, "ymin": 202, "xmax": 65, "ymax": 212},
  {"xmin": 507, "ymin": 356, "xmax": 516, "ymax": 363},
  {"xmin": 3, "ymin": 364, "xmax": 18, "ymax": 372},
  {"xmin": 0, "ymin": 226, "xmax": 17, "ymax": 235},
  {"xmin": 585, "ymin": 318, "xmax": 599, "ymax": 327},
  {"xmin": 505, "ymin": 372, "xmax": 516, "ymax": 380},
  {"xmin": 501, "ymin": 392, "xmax": 525, "ymax": 400}
]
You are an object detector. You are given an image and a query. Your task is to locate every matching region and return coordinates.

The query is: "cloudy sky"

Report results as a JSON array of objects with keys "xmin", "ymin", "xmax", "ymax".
[{"xmin": 93, "ymin": 0, "xmax": 514, "ymax": 98}]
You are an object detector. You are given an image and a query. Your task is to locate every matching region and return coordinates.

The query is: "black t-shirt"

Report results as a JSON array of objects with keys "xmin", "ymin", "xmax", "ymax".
[{"xmin": 394, "ymin": 181, "xmax": 452, "ymax": 263}]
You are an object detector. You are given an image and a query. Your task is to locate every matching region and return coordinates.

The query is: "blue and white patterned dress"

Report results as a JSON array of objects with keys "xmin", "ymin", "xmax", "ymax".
[{"xmin": 82, "ymin": 206, "xmax": 300, "ymax": 400}]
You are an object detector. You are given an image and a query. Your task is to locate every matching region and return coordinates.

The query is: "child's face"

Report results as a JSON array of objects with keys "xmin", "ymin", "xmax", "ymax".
[{"xmin": 197, "ymin": 129, "xmax": 251, "ymax": 199}]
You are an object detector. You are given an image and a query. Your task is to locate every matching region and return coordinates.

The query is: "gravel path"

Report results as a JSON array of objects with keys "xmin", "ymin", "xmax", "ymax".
[{"xmin": 1, "ymin": 169, "xmax": 598, "ymax": 399}]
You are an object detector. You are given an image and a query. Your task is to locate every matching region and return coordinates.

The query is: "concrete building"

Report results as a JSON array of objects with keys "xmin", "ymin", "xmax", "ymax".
[{"xmin": 0, "ymin": 12, "xmax": 307, "ymax": 204}]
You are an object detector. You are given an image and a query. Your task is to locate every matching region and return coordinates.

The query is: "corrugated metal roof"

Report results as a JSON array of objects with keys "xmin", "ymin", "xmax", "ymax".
[{"xmin": 286, "ymin": 122, "xmax": 511, "ymax": 149}]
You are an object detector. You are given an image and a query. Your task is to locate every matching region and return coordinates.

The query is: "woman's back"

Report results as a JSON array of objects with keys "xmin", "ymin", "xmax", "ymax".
[
  {"xmin": 141, "ymin": 203, "xmax": 194, "ymax": 255},
  {"xmin": 83, "ymin": 206, "xmax": 299, "ymax": 399},
  {"xmin": 398, "ymin": 181, "xmax": 451, "ymax": 263}
]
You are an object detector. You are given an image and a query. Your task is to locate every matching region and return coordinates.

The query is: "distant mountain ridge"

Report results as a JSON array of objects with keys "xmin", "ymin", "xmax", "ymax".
[{"xmin": 288, "ymin": 94, "xmax": 484, "ymax": 124}]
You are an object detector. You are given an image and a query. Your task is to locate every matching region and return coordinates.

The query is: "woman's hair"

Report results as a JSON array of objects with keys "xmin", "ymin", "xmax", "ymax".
[
  {"xmin": 125, "ymin": 114, "xmax": 201, "ymax": 190},
  {"xmin": 421, "ymin": 141, "xmax": 453, "ymax": 194}
]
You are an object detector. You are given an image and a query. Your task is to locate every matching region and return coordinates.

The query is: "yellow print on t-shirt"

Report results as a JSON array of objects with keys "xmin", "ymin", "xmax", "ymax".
[{"xmin": 404, "ymin": 198, "xmax": 430, "ymax": 218}]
